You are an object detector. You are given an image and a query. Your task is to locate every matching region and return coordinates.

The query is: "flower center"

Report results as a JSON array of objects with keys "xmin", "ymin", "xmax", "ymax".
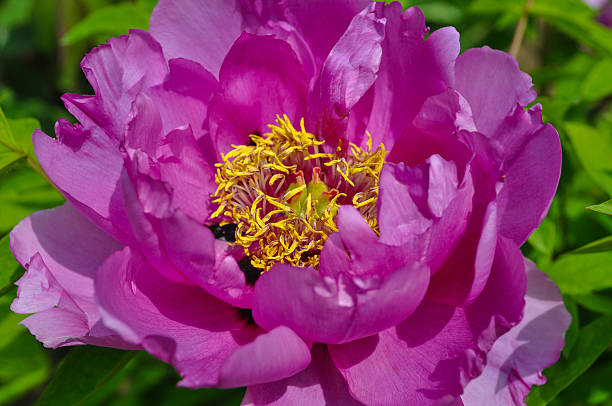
[{"xmin": 211, "ymin": 116, "xmax": 386, "ymax": 270}]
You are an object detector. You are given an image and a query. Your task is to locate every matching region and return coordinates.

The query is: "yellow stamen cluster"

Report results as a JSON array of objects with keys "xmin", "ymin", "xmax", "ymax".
[{"xmin": 211, "ymin": 115, "xmax": 386, "ymax": 270}]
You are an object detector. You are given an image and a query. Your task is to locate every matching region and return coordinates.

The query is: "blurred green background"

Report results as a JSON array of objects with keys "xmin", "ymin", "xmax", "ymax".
[{"xmin": 0, "ymin": 0, "xmax": 611, "ymax": 405}]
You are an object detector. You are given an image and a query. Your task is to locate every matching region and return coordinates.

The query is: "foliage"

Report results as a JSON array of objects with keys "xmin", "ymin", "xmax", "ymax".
[{"xmin": 0, "ymin": 0, "xmax": 611, "ymax": 405}]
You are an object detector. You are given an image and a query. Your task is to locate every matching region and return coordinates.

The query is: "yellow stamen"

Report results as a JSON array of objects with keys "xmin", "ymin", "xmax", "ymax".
[{"xmin": 211, "ymin": 115, "xmax": 386, "ymax": 271}]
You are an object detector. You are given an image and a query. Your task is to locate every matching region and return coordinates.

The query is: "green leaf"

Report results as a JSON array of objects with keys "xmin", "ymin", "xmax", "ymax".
[
  {"xmin": 544, "ymin": 251, "xmax": 612, "ymax": 295},
  {"xmin": 582, "ymin": 59, "xmax": 612, "ymax": 102},
  {"xmin": 62, "ymin": 3, "xmax": 151, "ymax": 46},
  {"xmin": 572, "ymin": 291, "xmax": 612, "ymax": 314},
  {"xmin": 7, "ymin": 117, "xmax": 39, "ymax": 161},
  {"xmin": 470, "ymin": 0, "xmax": 612, "ymax": 57},
  {"xmin": 0, "ymin": 233, "xmax": 22, "ymax": 296},
  {"xmin": 0, "ymin": 164, "xmax": 64, "ymax": 235},
  {"xmin": 565, "ymin": 123, "xmax": 612, "ymax": 196},
  {"xmin": 36, "ymin": 347, "xmax": 136, "ymax": 406},
  {"xmin": 0, "ymin": 106, "xmax": 23, "ymax": 171},
  {"xmin": 417, "ymin": 3, "xmax": 464, "ymax": 25},
  {"xmin": 0, "ymin": 106, "xmax": 48, "ymax": 182},
  {"xmin": 561, "ymin": 296, "xmax": 579, "ymax": 358},
  {"xmin": 569, "ymin": 235, "xmax": 612, "ymax": 254},
  {"xmin": 0, "ymin": 294, "xmax": 52, "ymax": 404},
  {"xmin": 527, "ymin": 315, "xmax": 612, "ymax": 405},
  {"xmin": 587, "ymin": 199, "xmax": 612, "ymax": 216},
  {"xmin": 528, "ymin": 218, "xmax": 556, "ymax": 257}
]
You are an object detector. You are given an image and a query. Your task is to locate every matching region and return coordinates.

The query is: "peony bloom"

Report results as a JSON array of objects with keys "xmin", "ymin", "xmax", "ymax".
[{"xmin": 10, "ymin": 1, "xmax": 570, "ymax": 404}]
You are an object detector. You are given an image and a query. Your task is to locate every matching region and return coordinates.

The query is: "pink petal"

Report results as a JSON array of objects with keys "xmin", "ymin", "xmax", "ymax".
[
  {"xmin": 147, "ymin": 58, "xmax": 220, "ymax": 151},
  {"xmin": 10, "ymin": 203, "xmax": 131, "ymax": 348},
  {"xmin": 252, "ymin": 256, "xmax": 429, "ymax": 344},
  {"xmin": 243, "ymin": 344, "xmax": 362, "ymax": 406},
  {"xmin": 283, "ymin": 0, "xmax": 371, "ymax": 72},
  {"xmin": 367, "ymin": 4, "xmax": 459, "ymax": 150},
  {"xmin": 156, "ymin": 127, "xmax": 217, "ymax": 223},
  {"xmin": 96, "ymin": 247, "xmax": 309, "ymax": 387},
  {"xmin": 207, "ymin": 33, "xmax": 307, "ymax": 154},
  {"xmin": 454, "ymin": 47, "xmax": 536, "ymax": 137},
  {"xmin": 218, "ymin": 326, "xmax": 311, "ymax": 388},
  {"xmin": 427, "ymin": 201, "xmax": 498, "ymax": 305},
  {"xmin": 329, "ymin": 237, "xmax": 527, "ymax": 405},
  {"xmin": 126, "ymin": 93, "xmax": 163, "ymax": 155},
  {"xmin": 308, "ymin": 4, "xmax": 385, "ymax": 148},
  {"xmin": 497, "ymin": 124, "xmax": 561, "ymax": 245},
  {"xmin": 80, "ymin": 30, "xmax": 168, "ymax": 139},
  {"xmin": 33, "ymin": 122, "xmax": 134, "ymax": 244},
  {"xmin": 154, "ymin": 211, "xmax": 253, "ymax": 308},
  {"xmin": 461, "ymin": 260, "xmax": 571, "ymax": 405},
  {"xmin": 150, "ymin": 0, "xmax": 243, "ymax": 78}
]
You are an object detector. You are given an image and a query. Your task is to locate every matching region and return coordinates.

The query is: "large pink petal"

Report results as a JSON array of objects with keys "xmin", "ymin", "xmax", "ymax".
[
  {"xmin": 329, "ymin": 304, "xmax": 479, "ymax": 406},
  {"xmin": 308, "ymin": 4, "xmax": 385, "ymax": 149},
  {"xmin": 454, "ymin": 47, "xmax": 536, "ymax": 137},
  {"xmin": 96, "ymin": 247, "xmax": 309, "ymax": 388},
  {"xmin": 33, "ymin": 121, "xmax": 136, "ymax": 245},
  {"xmin": 497, "ymin": 123, "xmax": 561, "ymax": 245},
  {"xmin": 10, "ymin": 203, "xmax": 130, "ymax": 348},
  {"xmin": 207, "ymin": 33, "xmax": 307, "ymax": 154},
  {"xmin": 146, "ymin": 58, "xmax": 220, "ymax": 159},
  {"xmin": 378, "ymin": 157, "xmax": 474, "ymax": 273},
  {"xmin": 79, "ymin": 30, "xmax": 168, "ymax": 140},
  {"xmin": 366, "ymin": 4, "xmax": 459, "ymax": 150},
  {"xmin": 150, "ymin": 0, "xmax": 243, "ymax": 78},
  {"xmin": 461, "ymin": 260, "xmax": 570, "ymax": 405},
  {"xmin": 243, "ymin": 344, "xmax": 362, "ymax": 406},
  {"xmin": 282, "ymin": 0, "xmax": 371, "ymax": 73},
  {"xmin": 156, "ymin": 127, "xmax": 217, "ymax": 224},
  {"xmin": 252, "ymin": 207, "xmax": 429, "ymax": 345},
  {"xmin": 252, "ymin": 259, "xmax": 429, "ymax": 344},
  {"xmin": 329, "ymin": 237, "xmax": 527, "ymax": 405},
  {"xmin": 154, "ymin": 211, "xmax": 254, "ymax": 308},
  {"xmin": 427, "ymin": 201, "xmax": 498, "ymax": 305}
]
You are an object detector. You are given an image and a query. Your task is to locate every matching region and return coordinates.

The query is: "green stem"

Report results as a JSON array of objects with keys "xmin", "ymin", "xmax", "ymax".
[{"xmin": 509, "ymin": 0, "xmax": 535, "ymax": 58}]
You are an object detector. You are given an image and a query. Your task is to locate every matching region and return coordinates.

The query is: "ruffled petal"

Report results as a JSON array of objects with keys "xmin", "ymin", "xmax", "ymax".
[
  {"xmin": 126, "ymin": 92, "xmax": 163, "ymax": 155},
  {"xmin": 253, "ymin": 209, "xmax": 429, "ymax": 344},
  {"xmin": 378, "ymin": 156, "xmax": 474, "ymax": 272},
  {"xmin": 497, "ymin": 123, "xmax": 561, "ymax": 245},
  {"xmin": 329, "ymin": 237, "xmax": 526, "ymax": 406},
  {"xmin": 10, "ymin": 203, "xmax": 130, "ymax": 348},
  {"xmin": 283, "ymin": 0, "xmax": 371, "ymax": 72},
  {"xmin": 454, "ymin": 47, "xmax": 536, "ymax": 137},
  {"xmin": 80, "ymin": 30, "xmax": 168, "ymax": 139},
  {"xmin": 33, "ymin": 120, "xmax": 144, "ymax": 247},
  {"xmin": 461, "ymin": 260, "xmax": 570, "ymax": 405},
  {"xmin": 146, "ymin": 58, "xmax": 220, "ymax": 153},
  {"xmin": 427, "ymin": 201, "xmax": 498, "ymax": 305},
  {"xmin": 208, "ymin": 33, "xmax": 308, "ymax": 154},
  {"xmin": 366, "ymin": 4, "xmax": 459, "ymax": 150},
  {"xmin": 150, "ymin": 0, "xmax": 243, "ymax": 78},
  {"xmin": 243, "ymin": 344, "xmax": 362, "ymax": 406},
  {"xmin": 96, "ymin": 247, "xmax": 309, "ymax": 387},
  {"xmin": 156, "ymin": 127, "xmax": 217, "ymax": 223},
  {"xmin": 154, "ymin": 210, "xmax": 254, "ymax": 308},
  {"xmin": 308, "ymin": 4, "xmax": 385, "ymax": 148}
]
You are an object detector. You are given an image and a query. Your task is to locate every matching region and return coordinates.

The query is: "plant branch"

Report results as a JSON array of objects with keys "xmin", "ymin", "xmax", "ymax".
[{"xmin": 509, "ymin": 0, "xmax": 535, "ymax": 58}]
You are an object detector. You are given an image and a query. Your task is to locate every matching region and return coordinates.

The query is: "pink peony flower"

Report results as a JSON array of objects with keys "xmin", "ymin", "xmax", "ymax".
[{"xmin": 10, "ymin": 1, "xmax": 570, "ymax": 404}]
